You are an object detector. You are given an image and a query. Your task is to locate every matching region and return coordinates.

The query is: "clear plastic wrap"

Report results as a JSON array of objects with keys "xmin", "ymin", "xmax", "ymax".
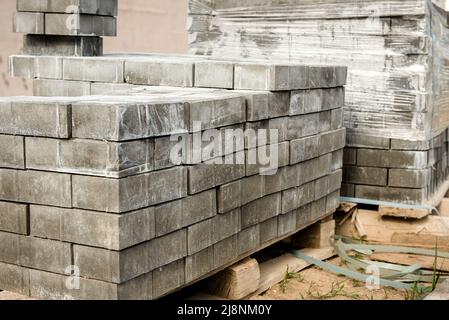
[{"xmin": 188, "ymin": 0, "xmax": 449, "ymax": 141}]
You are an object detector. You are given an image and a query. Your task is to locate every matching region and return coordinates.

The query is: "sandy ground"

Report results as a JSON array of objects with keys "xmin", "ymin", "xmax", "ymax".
[{"xmin": 260, "ymin": 258, "xmax": 410, "ymax": 300}]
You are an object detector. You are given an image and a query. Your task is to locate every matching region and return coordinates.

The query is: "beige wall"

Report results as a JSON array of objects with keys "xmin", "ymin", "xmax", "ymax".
[{"xmin": 0, "ymin": 0, "xmax": 188, "ymax": 96}]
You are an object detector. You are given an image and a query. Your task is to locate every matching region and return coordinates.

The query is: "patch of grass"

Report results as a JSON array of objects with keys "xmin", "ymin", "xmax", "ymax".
[
  {"xmin": 279, "ymin": 266, "xmax": 303, "ymax": 293},
  {"xmin": 307, "ymin": 280, "xmax": 361, "ymax": 300}
]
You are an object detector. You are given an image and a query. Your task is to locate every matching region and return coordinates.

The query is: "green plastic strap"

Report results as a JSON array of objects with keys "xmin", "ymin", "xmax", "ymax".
[{"xmin": 291, "ymin": 250, "xmax": 414, "ymax": 290}]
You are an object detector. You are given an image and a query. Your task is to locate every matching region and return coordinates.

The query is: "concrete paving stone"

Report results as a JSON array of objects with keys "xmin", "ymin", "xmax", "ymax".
[
  {"xmin": 0, "ymin": 262, "xmax": 30, "ymax": 296},
  {"xmin": 290, "ymin": 89, "xmax": 322, "ymax": 115},
  {"xmin": 30, "ymin": 205, "xmax": 155, "ymax": 250},
  {"xmin": 90, "ymin": 82, "xmax": 134, "ymax": 95},
  {"xmin": 63, "ymin": 57, "xmax": 123, "ymax": 83},
  {"xmin": 357, "ymin": 149, "xmax": 428, "ymax": 169},
  {"xmin": 0, "ymin": 231, "xmax": 20, "ymax": 265},
  {"xmin": 239, "ymin": 91, "xmax": 269, "ymax": 121},
  {"xmin": 301, "ymin": 113, "xmax": 321, "ymax": 137},
  {"xmin": 281, "ymin": 181, "xmax": 315, "ymax": 214},
  {"xmin": 299, "ymin": 153, "xmax": 332, "ymax": 185},
  {"xmin": 297, "ymin": 204, "xmax": 313, "ymax": 229},
  {"xmin": 241, "ymin": 175, "xmax": 265, "ymax": 205},
  {"xmin": 388, "ymin": 168, "xmax": 429, "ymax": 188},
  {"xmin": 0, "ymin": 135, "xmax": 25, "ymax": 169},
  {"xmin": 45, "ymin": 14, "xmax": 116, "ymax": 37},
  {"xmin": 285, "ymin": 115, "xmax": 304, "ymax": 141},
  {"xmin": 343, "ymin": 148, "xmax": 357, "ymax": 165},
  {"xmin": 152, "ymin": 259, "xmax": 185, "ymax": 299},
  {"xmin": 319, "ymin": 111, "xmax": 332, "ymax": 133},
  {"xmin": 17, "ymin": 0, "xmax": 118, "ymax": 16},
  {"xmin": 341, "ymin": 183, "xmax": 355, "ymax": 197},
  {"xmin": 390, "ymin": 138, "xmax": 430, "ymax": 151},
  {"xmin": 72, "ymin": 166, "xmax": 187, "ymax": 213},
  {"xmin": 328, "ymin": 169, "xmax": 343, "ymax": 193},
  {"xmin": 34, "ymin": 56, "xmax": 63, "ymax": 79},
  {"xmin": 234, "ymin": 63, "xmax": 309, "ymax": 91},
  {"xmin": 194, "ymin": 61, "xmax": 234, "ymax": 89},
  {"xmin": 8, "ymin": 55, "xmax": 34, "ymax": 78},
  {"xmin": 23, "ymin": 35, "xmax": 103, "ymax": 56},
  {"xmin": 309, "ymin": 66, "xmax": 336, "ymax": 88},
  {"xmin": 259, "ymin": 216, "xmax": 278, "ymax": 244},
  {"xmin": 0, "ymin": 97, "xmax": 71, "ymax": 138},
  {"xmin": 343, "ymin": 165, "xmax": 388, "ymax": 186},
  {"xmin": 188, "ymin": 163, "xmax": 244, "ymax": 195},
  {"xmin": 187, "ymin": 219, "xmax": 213, "ymax": 255},
  {"xmin": 269, "ymin": 117, "xmax": 289, "ymax": 142},
  {"xmin": 0, "ymin": 202, "xmax": 28, "ymax": 235},
  {"xmin": 331, "ymin": 108, "xmax": 344, "ymax": 130},
  {"xmin": 33, "ymin": 79, "xmax": 91, "ymax": 96},
  {"xmin": 185, "ymin": 246, "xmax": 214, "ymax": 283},
  {"xmin": 347, "ymin": 133, "xmax": 390, "ymax": 149},
  {"xmin": 323, "ymin": 87, "xmax": 345, "ymax": 110},
  {"xmin": 268, "ymin": 91, "xmax": 290, "ymax": 118},
  {"xmin": 13, "ymin": 12, "xmax": 44, "ymax": 34},
  {"xmin": 278, "ymin": 210, "xmax": 297, "ymax": 236},
  {"xmin": 331, "ymin": 149, "xmax": 344, "ymax": 171},
  {"xmin": 155, "ymin": 189, "xmax": 216, "ymax": 237},
  {"xmin": 314, "ymin": 176, "xmax": 330, "ymax": 200},
  {"xmin": 25, "ymin": 137, "xmax": 154, "ymax": 178},
  {"xmin": 355, "ymin": 185, "xmax": 427, "ymax": 203},
  {"xmin": 213, "ymin": 234, "xmax": 238, "ymax": 270},
  {"xmin": 246, "ymin": 141, "xmax": 290, "ymax": 176},
  {"xmin": 125, "ymin": 59, "xmax": 194, "ymax": 87},
  {"xmin": 264, "ymin": 165, "xmax": 299, "ymax": 195},
  {"xmin": 241, "ymin": 193, "xmax": 281, "ymax": 228},
  {"xmin": 19, "ymin": 236, "xmax": 72, "ymax": 274},
  {"xmin": 72, "ymin": 98, "xmax": 189, "ymax": 141},
  {"xmin": 212, "ymin": 208, "xmax": 241, "ymax": 243},
  {"xmin": 238, "ymin": 225, "xmax": 260, "ymax": 255},
  {"xmin": 150, "ymin": 229, "xmax": 188, "ymax": 271},
  {"xmin": 290, "ymin": 135, "xmax": 320, "ymax": 164},
  {"xmin": 326, "ymin": 190, "xmax": 341, "ymax": 214},
  {"xmin": 245, "ymin": 120, "xmax": 269, "ymax": 148},
  {"xmin": 311, "ymin": 197, "xmax": 328, "ymax": 221},
  {"xmin": 29, "ymin": 269, "xmax": 152, "ymax": 300},
  {"xmin": 318, "ymin": 128, "xmax": 346, "ymax": 155},
  {"xmin": 217, "ymin": 179, "xmax": 242, "ymax": 213},
  {"xmin": 74, "ymin": 244, "xmax": 137, "ymax": 283},
  {"xmin": 189, "ymin": 95, "xmax": 246, "ymax": 131},
  {"xmin": 5, "ymin": 170, "xmax": 72, "ymax": 208}
]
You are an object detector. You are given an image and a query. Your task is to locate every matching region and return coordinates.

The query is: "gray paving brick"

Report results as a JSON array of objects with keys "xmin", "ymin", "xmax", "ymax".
[
  {"xmin": 259, "ymin": 216, "xmax": 278, "ymax": 244},
  {"xmin": 0, "ymin": 262, "xmax": 30, "ymax": 296},
  {"xmin": 33, "ymin": 79, "xmax": 91, "ymax": 96},
  {"xmin": 343, "ymin": 166, "xmax": 388, "ymax": 186},
  {"xmin": 0, "ymin": 97, "xmax": 71, "ymax": 138},
  {"xmin": 213, "ymin": 235, "xmax": 238, "ymax": 270},
  {"xmin": 155, "ymin": 190, "xmax": 216, "ymax": 237},
  {"xmin": 238, "ymin": 225, "xmax": 260, "ymax": 255},
  {"xmin": 125, "ymin": 59, "xmax": 194, "ymax": 87},
  {"xmin": 212, "ymin": 208, "xmax": 241, "ymax": 243},
  {"xmin": 23, "ymin": 35, "xmax": 103, "ymax": 56},
  {"xmin": 296, "ymin": 204, "xmax": 313, "ymax": 229},
  {"xmin": 152, "ymin": 259, "xmax": 185, "ymax": 298},
  {"xmin": 278, "ymin": 210, "xmax": 297, "ymax": 236},
  {"xmin": 30, "ymin": 205, "xmax": 155, "ymax": 250},
  {"xmin": 187, "ymin": 219, "xmax": 213, "ymax": 255},
  {"xmin": 0, "ymin": 202, "xmax": 28, "ymax": 235},
  {"xmin": 347, "ymin": 133, "xmax": 390, "ymax": 149},
  {"xmin": 63, "ymin": 57, "xmax": 123, "ymax": 83},
  {"xmin": 0, "ymin": 135, "xmax": 24, "ymax": 169},
  {"xmin": 185, "ymin": 246, "xmax": 214, "ymax": 283},
  {"xmin": 13, "ymin": 12, "xmax": 44, "ymax": 34},
  {"xmin": 241, "ymin": 193, "xmax": 281, "ymax": 228},
  {"xmin": 357, "ymin": 149, "xmax": 428, "ymax": 169},
  {"xmin": 25, "ymin": 137, "xmax": 154, "ymax": 178},
  {"xmin": 355, "ymin": 185, "xmax": 427, "ymax": 203},
  {"xmin": 388, "ymin": 168, "xmax": 429, "ymax": 188},
  {"xmin": 72, "ymin": 167, "xmax": 187, "ymax": 213},
  {"xmin": 45, "ymin": 14, "xmax": 116, "ymax": 37},
  {"xmin": 194, "ymin": 61, "xmax": 234, "ymax": 89}
]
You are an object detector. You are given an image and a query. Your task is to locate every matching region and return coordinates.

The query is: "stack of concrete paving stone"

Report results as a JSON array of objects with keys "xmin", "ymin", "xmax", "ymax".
[
  {"xmin": 188, "ymin": 0, "xmax": 449, "ymax": 204},
  {"xmin": 14, "ymin": 0, "xmax": 118, "ymax": 56},
  {"xmin": 1, "ymin": 53, "xmax": 347, "ymax": 299}
]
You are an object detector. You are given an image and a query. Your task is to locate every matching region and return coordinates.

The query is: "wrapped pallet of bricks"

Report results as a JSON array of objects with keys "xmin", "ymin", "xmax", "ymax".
[{"xmin": 188, "ymin": 0, "xmax": 449, "ymax": 204}]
